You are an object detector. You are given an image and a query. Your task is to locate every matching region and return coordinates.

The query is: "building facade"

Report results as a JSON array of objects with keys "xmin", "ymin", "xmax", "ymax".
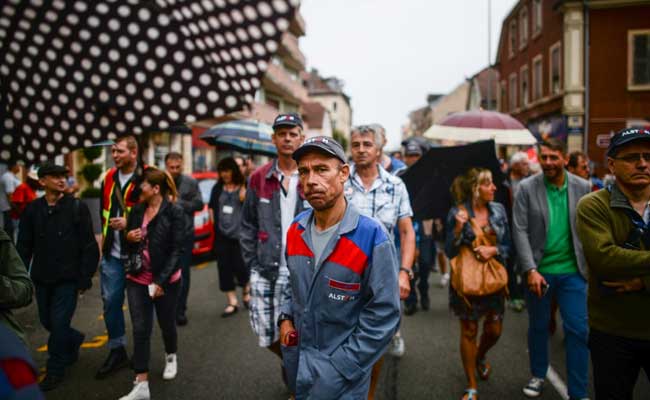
[
  {"xmin": 302, "ymin": 69, "xmax": 353, "ymax": 139},
  {"xmin": 587, "ymin": 1, "xmax": 650, "ymax": 168},
  {"xmin": 496, "ymin": 0, "xmax": 650, "ymax": 170}
]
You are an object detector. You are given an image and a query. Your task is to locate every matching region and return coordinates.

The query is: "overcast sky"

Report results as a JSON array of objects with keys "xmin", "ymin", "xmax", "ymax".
[{"xmin": 300, "ymin": 0, "xmax": 518, "ymax": 150}]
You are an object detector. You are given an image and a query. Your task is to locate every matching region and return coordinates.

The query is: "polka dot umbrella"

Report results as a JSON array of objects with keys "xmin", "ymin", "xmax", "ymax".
[{"xmin": 0, "ymin": 0, "xmax": 299, "ymax": 163}]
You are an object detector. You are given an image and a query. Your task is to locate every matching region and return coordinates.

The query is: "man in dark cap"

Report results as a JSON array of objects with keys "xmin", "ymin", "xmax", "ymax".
[
  {"xmin": 17, "ymin": 162, "xmax": 99, "ymax": 391},
  {"xmin": 577, "ymin": 127, "xmax": 650, "ymax": 399},
  {"xmin": 240, "ymin": 113, "xmax": 308, "ymax": 387},
  {"xmin": 278, "ymin": 136, "xmax": 400, "ymax": 399}
]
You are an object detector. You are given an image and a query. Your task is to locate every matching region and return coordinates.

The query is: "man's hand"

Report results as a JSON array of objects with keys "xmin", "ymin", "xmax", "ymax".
[
  {"xmin": 109, "ymin": 217, "xmax": 127, "ymax": 231},
  {"xmin": 474, "ymin": 246, "xmax": 497, "ymax": 262},
  {"xmin": 279, "ymin": 320, "xmax": 296, "ymax": 346},
  {"xmin": 527, "ymin": 269, "xmax": 547, "ymax": 298},
  {"xmin": 126, "ymin": 228, "xmax": 142, "ymax": 243},
  {"xmin": 398, "ymin": 271, "xmax": 411, "ymax": 300},
  {"xmin": 603, "ymin": 278, "xmax": 645, "ymax": 293}
]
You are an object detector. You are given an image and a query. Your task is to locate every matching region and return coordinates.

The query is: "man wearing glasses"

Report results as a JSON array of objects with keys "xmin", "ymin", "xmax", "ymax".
[
  {"xmin": 512, "ymin": 138, "xmax": 591, "ymax": 400},
  {"xmin": 576, "ymin": 127, "xmax": 650, "ymax": 400}
]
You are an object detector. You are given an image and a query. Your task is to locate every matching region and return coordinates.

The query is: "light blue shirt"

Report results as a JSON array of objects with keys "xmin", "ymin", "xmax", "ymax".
[{"xmin": 344, "ymin": 165, "xmax": 413, "ymax": 240}]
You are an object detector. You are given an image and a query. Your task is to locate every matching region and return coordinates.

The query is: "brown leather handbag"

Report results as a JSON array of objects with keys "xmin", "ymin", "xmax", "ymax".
[{"xmin": 450, "ymin": 209, "xmax": 508, "ymax": 304}]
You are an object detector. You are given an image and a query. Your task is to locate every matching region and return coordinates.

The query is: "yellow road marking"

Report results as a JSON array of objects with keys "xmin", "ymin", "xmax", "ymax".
[
  {"xmin": 195, "ymin": 262, "xmax": 210, "ymax": 270},
  {"xmin": 36, "ymin": 335, "xmax": 109, "ymax": 352}
]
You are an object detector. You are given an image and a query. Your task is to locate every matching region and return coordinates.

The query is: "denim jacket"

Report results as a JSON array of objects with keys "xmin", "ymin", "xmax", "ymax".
[
  {"xmin": 280, "ymin": 204, "xmax": 401, "ymax": 399},
  {"xmin": 445, "ymin": 201, "xmax": 512, "ymax": 265}
]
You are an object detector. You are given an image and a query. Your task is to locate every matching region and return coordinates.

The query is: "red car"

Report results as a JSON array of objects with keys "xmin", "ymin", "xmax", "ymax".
[{"xmin": 192, "ymin": 171, "xmax": 218, "ymax": 259}]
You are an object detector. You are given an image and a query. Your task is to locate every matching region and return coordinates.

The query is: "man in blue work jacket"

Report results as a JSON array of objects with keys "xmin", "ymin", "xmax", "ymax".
[{"xmin": 278, "ymin": 136, "xmax": 401, "ymax": 399}]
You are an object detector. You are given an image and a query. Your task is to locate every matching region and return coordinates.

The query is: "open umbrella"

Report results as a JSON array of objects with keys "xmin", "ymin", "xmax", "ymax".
[
  {"xmin": 424, "ymin": 110, "xmax": 537, "ymax": 145},
  {"xmin": 400, "ymin": 140, "xmax": 508, "ymax": 221},
  {"xmin": 0, "ymin": 0, "xmax": 299, "ymax": 163},
  {"xmin": 199, "ymin": 119, "xmax": 276, "ymax": 157}
]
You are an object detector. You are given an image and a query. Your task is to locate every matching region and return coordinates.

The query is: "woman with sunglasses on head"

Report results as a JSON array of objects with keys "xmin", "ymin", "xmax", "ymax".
[
  {"xmin": 445, "ymin": 168, "xmax": 512, "ymax": 400},
  {"xmin": 119, "ymin": 167, "xmax": 185, "ymax": 400},
  {"xmin": 209, "ymin": 157, "xmax": 250, "ymax": 318}
]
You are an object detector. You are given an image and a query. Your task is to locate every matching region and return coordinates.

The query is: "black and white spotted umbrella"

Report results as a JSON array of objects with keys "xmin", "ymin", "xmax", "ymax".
[{"xmin": 0, "ymin": 0, "xmax": 299, "ymax": 163}]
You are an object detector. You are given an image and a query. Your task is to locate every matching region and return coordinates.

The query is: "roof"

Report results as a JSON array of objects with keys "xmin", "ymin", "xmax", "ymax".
[
  {"xmin": 301, "ymin": 69, "xmax": 352, "ymax": 104},
  {"xmin": 471, "ymin": 67, "xmax": 499, "ymax": 98},
  {"xmin": 301, "ymin": 101, "xmax": 327, "ymax": 129}
]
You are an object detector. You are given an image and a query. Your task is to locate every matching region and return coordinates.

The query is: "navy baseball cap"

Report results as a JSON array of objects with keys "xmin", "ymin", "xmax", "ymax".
[
  {"xmin": 272, "ymin": 113, "xmax": 303, "ymax": 130},
  {"xmin": 292, "ymin": 136, "xmax": 346, "ymax": 164},
  {"xmin": 404, "ymin": 141, "xmax": 424, "ymax": 156},
  {"xmin": 607, "ymin": 127, "xmax": 650, "ymax": 156},
  {"xmin": 38, "ymin": 162, "xmax": 68, "ymax": 178}
]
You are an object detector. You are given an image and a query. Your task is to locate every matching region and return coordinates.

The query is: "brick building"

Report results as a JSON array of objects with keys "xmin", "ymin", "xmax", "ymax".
[{"xmin": 496, "ymin": 0, "xmax": 650, "ymax": 170}]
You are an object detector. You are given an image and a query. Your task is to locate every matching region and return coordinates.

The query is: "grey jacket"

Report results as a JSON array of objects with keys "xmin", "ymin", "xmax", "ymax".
[
  {"xmin": 173, "ymin": 174, "xmax": 203, "ymax": 240},
  {"xmin": 240, "ymin": 161, "xmax": 308, "ymax": 281},
  {"xmin": 512, "ymin": 171, "xmax": 591, "ymax": 278},
  {"xmin": 280, "ymin": 204, "xmax": 400, "ymax": 399}
]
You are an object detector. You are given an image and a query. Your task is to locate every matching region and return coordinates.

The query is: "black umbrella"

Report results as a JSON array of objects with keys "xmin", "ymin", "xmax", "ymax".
[
  {"xmin": 0, "ymin": 0, "xmax": 298, "ymax": 163},
  {"xmin": 400, "ymin": 140, "xmax": 507, "ymax": 221}
]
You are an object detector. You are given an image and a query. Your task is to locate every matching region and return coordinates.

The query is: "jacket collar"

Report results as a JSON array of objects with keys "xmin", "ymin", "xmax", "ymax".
[
  {"xmin": 609, "ymin": 183, "xmax": 638, "ymax": 212},
  {"xmin": 349, "ymin": 164, "xmax": 391, "ymax": 193},
  {"xmin": 265, "ymin": 159, "xmax": 279, "ymax": 180},
  {"xmin": 296, "ymin": 199, "xmax": 360, "ymax": 236}
]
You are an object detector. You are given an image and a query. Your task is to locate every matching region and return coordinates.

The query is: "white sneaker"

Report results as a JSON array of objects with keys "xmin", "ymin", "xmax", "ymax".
[
  {"xmin": 119, "ymin": 380, "xmax": 150, "ymax": 400},
  {"xmin": 388, "ymin": 334, "xmax": 405, "ymax": 358},
  {"xmin": 439, "ymin": 273, "xmax": 450, "ymax": 288},
  {"xmin": 522, "ymin": 377, "xmax": 544, "ymax": 398},
  {"xmin": 163, "ymin": 353, "xmax": 177, "ymax": 380}
]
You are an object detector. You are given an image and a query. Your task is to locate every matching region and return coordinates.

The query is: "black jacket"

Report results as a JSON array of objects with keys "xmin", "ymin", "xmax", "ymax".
[
  {"xmin": 173, "ymin": 174, "xmax": 203, "ymax": 240},
  {"xmin": 17, "ymin": 195, "xmax": 99, "ymax": 288},
  {"xmin": 126, "ymin": 200, "xmax": 184, "ymax": 287}
]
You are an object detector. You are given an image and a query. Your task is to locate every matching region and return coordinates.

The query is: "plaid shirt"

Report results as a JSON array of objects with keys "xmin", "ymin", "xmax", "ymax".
[{"xmin": 344, "ymin": 165, "xmax": 413, "ymax": 240}]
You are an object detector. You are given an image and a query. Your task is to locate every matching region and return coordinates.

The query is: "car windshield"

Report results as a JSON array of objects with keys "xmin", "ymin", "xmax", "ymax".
[{"xmin": 197, "ymin": 179, "xmax": 217, "ymax": 204}]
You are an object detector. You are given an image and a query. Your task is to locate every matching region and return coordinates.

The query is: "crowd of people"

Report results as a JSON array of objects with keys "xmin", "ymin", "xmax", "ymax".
[{"xmin": 0, "ymin": 114, "xmax": 649, "ymax": 400}]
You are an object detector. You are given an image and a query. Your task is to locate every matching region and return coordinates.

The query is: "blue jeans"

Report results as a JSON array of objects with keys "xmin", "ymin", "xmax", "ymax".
[
  {"xmin": 526, "ymin": 273, "xmax": 589, "ymax": 399},
  {"xmin": 35, "ymin": 282, "xmax": 84, "ymax": 376},
  {"xmin": 100, "ymin": 255, "xmax": 127, "ymax": 349}
]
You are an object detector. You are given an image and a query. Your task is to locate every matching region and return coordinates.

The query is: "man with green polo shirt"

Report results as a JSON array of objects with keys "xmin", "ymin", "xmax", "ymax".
[{"xmin": 512, "ymin": 138, "xmax": 591, "ymax": 400}]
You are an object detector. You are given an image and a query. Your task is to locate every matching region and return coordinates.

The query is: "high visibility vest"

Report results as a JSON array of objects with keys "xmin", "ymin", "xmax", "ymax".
[{"xmin": 101, "ymin": 168, "xmax": 138, "ymax": 239}]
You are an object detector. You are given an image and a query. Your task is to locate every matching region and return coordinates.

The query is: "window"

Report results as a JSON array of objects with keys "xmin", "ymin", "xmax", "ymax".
[
  {"xmin": 549, "ymin": 42, "xmax": 562, "ymax": 95},
  {"xmin": 533, "ymin": 55, "xmax": 543, "ymax": 100},
  {"xmin": 629, "ymin": 30, "xmax": 650, "ymax": 89},
  {"xmin": 519, "ymin": 7, "xmax": 529, "ymax": 49},
  {"xmin": 332, "ymin": 101, "xmax": 337, "ymax": 112},
  {"xmin": 509, "ymin": 20, "xmax": 517, "ymax": 58},
  {"xmin": 266, "ymin": 93, "xmax": 281, "ymax": 110},
  {"xmin": 509, "ymin": 74, "xmax": 518, "ymax": 111},
  {"xmin": 520, "ymin": 65, "xmax": 529, "ymax": 107},
  {"xmin": 532, "ymin": 0, "xmax": 542, "ymax": 37}
]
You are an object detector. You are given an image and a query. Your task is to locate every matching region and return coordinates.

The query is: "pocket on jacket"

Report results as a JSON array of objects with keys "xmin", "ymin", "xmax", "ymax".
[
  {"xmin": 307, "ymin": 351, "xmax": 348, "ymax": 399},
  {"xmin": 281, "ymin": 344, "xmax": 299, "ymax": 394}
]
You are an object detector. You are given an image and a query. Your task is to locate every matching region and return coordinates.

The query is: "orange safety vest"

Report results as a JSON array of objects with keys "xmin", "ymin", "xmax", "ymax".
[{"xmin": 101, "ymin": 167, "xmax": 139, "ymax": 240}]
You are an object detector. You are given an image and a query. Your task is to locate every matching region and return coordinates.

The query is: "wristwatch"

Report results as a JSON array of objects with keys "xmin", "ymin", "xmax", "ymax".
[
  {"xmin": 399, "ymin": 267, "xmax": 414, "ymax": 280},
  {"xmin": 277, "ymin": 312, "xmax": 294, "ymax": 328}
]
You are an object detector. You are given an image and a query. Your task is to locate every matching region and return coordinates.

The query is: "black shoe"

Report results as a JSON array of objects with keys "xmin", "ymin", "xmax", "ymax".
[
  {"xmin": 421, "ymin": 297, "xmax": 430, "ymax": 311},
  {"xmin": 176, "ymin": 314, "xmax": 188, "ymax": 326},
  {"xmin": 404, "ymin": 303, "xmax": 418, "ymax": 316},
  {"xmin": 95, "ymin": 346, "xmax": 129, "ymax": 379},
  {"xmin": 221, "ymin": 304, "xmax": 238, "ymax": 318},
  {"xmin": 66, "ymin": 333, "xmax": 85, "ymax": 366},
  {"xmin": 39, "ymin": 374, "xmax": 64, "ymax": 392}
]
